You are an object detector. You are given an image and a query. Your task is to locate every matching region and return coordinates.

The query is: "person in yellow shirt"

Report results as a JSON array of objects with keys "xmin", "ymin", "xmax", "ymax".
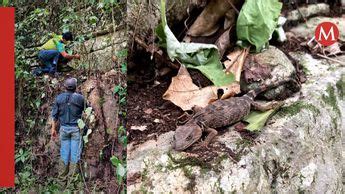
[{"xmin": 33, "ymin": 32, "xmax": 80, "ymax": 76}]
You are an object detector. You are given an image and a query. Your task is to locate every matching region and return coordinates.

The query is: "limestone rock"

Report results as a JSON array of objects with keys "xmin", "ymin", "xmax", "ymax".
[{"xmin": 241, "ymin": 46, "xmax": 299, "ymax": 100}]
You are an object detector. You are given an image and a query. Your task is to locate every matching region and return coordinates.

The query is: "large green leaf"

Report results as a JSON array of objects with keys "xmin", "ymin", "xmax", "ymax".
[
  {"xmin": 236, "ymin": 0, "xmax": 282, "ymax": 52},
  {"xmin": 156, "ymin": 0, "xmax": 234, "ymax": 86},
  {"xmin": 243, "ymin": 109, "xmax": 276, "ymax": 131}
]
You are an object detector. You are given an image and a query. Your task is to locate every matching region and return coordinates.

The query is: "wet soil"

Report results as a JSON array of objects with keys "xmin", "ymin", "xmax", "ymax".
[{"xmin": 127, "ymin": 71, "xmax": 182, "ymax": 145}]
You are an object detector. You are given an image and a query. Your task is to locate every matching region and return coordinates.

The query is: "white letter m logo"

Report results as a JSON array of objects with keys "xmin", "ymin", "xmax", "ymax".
[{"xmin": 318, "ymin": 26, "xmax": 335, "ymax": 41}]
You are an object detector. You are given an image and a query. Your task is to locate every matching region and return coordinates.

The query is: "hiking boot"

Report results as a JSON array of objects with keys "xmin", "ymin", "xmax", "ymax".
[
  {"xmin": 57, "ymin": 160, "xmax": 69, "ymax": 178},
  {"xmin": 57, "ymin": 161, "xmax": 69, "ymax": 188},
  {"xmin": 68, "ymin": 163, "xmax": 79, "ymax": 176},
  {"xmin": 65, "ymin": 163, "xmax": 80, "ymax": 189}
]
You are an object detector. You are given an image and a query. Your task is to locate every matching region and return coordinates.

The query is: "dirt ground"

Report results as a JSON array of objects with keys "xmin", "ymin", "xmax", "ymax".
[{"xmin": 127, "ymin": 67, "xmax": 182, "ymax": 145}]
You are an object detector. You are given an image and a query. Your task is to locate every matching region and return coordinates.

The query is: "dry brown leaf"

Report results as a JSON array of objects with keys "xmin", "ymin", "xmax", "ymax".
[
  {"xmin": 215, "ymin": 28, "xmax": 231, "ymax": 58},
  {"xmin": 224, "ymin": 48, "xmax": 249, "ymax": 82},
  {"xmin": 224, "ymin": 9, "xmax": 237, "ymax": 30},
  {"xmin": 186, "ymin": 0, "xmax": 235, "ymax": 37},
  {"xmin": 163, "ymin": 65, "xmax": 240, "ymax": 111}
]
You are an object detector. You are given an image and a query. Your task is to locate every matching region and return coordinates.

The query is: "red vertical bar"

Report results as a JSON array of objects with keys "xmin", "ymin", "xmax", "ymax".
[{"xmin": 0, "ymin": 7, "xmax": 15, "ymax": 187}]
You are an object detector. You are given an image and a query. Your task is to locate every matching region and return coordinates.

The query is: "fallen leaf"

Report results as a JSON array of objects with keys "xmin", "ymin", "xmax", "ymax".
[
  {"xmin": 224, "ymin": 47, "xmax": 249, "ymax": 82},
  {"xmin": 144, "ymin": 108, "xmax": 153, "ymax": 114},
  {"xmin": 163, "ymin": 65, "xmax": 240, "ymax": 110},
  {"xmin": 130, "ymin": 125, "xmax": 147, "ymax": 131},
  {"xmin": 186, "ymin": 0, "xmax": 234, "ymax": 37},
  {"xmin": 243, "ymin": 109, "xmax": 276, "ymax": 131},
  {"xmin": 224, "ymin": 9, "xmax": 237, "ymax": 30},
  {"xmin": 215, "ymin": 28, "xmax": 231, "ymax": 58}
]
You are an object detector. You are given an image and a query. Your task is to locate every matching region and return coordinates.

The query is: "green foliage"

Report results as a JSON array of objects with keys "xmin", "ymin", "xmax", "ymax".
[
  {"xmin": 79, "ymin": 107, "xmax": 96, "ymax": 145},
  {"xmin": 118, "ymin": 125, "xmax": 127, "ymax": 147},
  {"xmin": 16, "ymin": 165, "xmax": 35, "ymax": 190},
  {"xmin": 114, "ymin": 85, "xmax": 126, "ymax": 106},
  {"xmin": 1, "ymin": 0, "xmax": 9, "ymax": 6},
  {"xmin": 236, "ymin": 0, "xmax": 282, "ymax": 52},
  {"xmin": 97, "ymin": 0, "xmax": 121, "ymax": 11},
  {"xmin": 60, "ymin": 7, "xmax": 79, "ymax": 32},
  {"xmin": 121, "ymin": 62, "xmax": 127, "ymax": 73},
  {"xmin": 89, "ymin": 15, "xmax": 99, "ymax": 25},
  {"xmin": 116, "ymin": 49, "xmax": 128, "ymax": 74},
  {"xmin": 14, "ymin": 0, "xmax": 127, "ymax": 191},
  {"xmin": 15, "ymin": 148, "xmax": 30, "ymax": 164},
  {"xmin": 157, "ymin": 0, "xmax": 234, "ymax": 86},
  {"xmin": 14, "ymin": 148, "xmax": 35, "ymax": 190},
  {"xmin": 243, "ymin": 109, "xmax": 276, "ymax": 131},
  {"xmin": 110, "ymin": 155, "xmax": 126, "ymax": 184}
]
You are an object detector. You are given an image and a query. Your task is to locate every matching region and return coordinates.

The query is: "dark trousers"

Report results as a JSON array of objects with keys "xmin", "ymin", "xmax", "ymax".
[
  {"xmin": 34, "ymin": 50, "xmax": 70, "ymax": 76},
  {"xmin": 38, "ymin": 50, "xmax": 60, "ymax": 74}
]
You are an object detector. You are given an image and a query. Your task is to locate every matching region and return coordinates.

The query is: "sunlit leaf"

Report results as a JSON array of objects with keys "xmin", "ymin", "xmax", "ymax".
[
  {"xmin": 243, "ymin": 109, "xmax": 276, "ymax": 131},
  {"xmin": 116, "ymin": 163, "xmax": 126, "ymax": 177},
  {"xmin": 236, "ymin": 0, "xmax": 282, "ymax": 52},
  {"xmin": 77, "ymin": 119, "xmax": 86, "ymax": 129},
  {"xmin": 110, "ymin": 155, "xmax": 121, "ymax": 166},
  {"xmin": 89, "ymin": 16, "xmax": 98, "ymax": 25},
  {"xmin": 83, "ymin": 128, "xmax": 92, "ymax": 144},
  {"xmin": 85, "ymin": 107, "xmax": 93, "ymax": 118}
]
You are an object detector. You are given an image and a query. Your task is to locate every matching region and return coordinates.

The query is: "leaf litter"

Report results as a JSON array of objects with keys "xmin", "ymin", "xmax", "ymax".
[
  {"xmin": 163, "ymin": 65, "xmax": 240, "ymax": 111},
  {"xmin": 156, "ymin": 0, "xmax": 285, "ymax": 131}
]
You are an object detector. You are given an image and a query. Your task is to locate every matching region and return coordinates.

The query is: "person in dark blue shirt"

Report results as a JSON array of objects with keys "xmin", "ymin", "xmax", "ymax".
[{"xmin": 51, "ymin": 77, "xmax": 86, "ymax": 184}]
